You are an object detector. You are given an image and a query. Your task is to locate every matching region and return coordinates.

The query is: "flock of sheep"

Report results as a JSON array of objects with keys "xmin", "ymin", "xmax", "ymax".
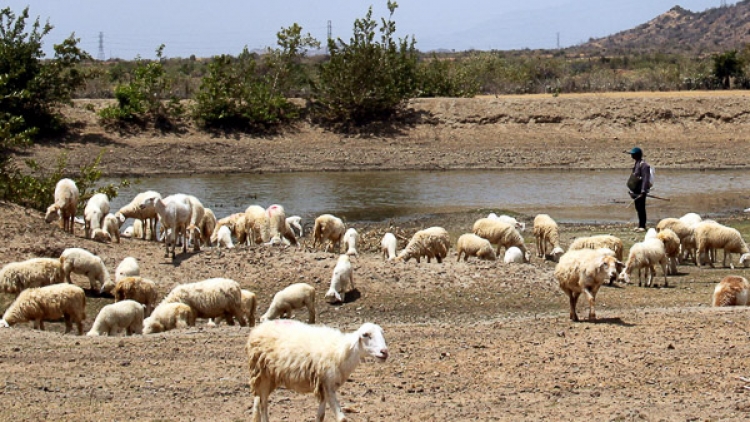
[{"xmin": 4, "ymin": 177, "xmax": 750, "ymax": 420}]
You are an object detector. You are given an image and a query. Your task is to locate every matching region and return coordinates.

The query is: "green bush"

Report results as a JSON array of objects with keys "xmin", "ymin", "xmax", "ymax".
[{"xmin": 417, "ymin": 55, "xmax": 479, "ymax": 98}]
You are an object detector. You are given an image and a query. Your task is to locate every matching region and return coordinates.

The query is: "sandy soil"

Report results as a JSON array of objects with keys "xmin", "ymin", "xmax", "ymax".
[{"xmin": 3, "ymin": 92, "xmax": 750, "ymax": 421}]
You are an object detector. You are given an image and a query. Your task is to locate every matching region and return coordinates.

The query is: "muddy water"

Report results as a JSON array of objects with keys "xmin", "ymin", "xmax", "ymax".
[{"xmin": 107, "ymin": 169, "xmax": 750, "ymax": 225}]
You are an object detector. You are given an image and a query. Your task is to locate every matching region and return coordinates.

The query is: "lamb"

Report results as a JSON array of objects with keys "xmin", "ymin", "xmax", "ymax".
[
  {"xmin": 456, "ymin": 233, "xmax": 497, "ymax": 262},
  {"xmin": 533, "ymin": 214, "xmax": 564, "ymax": 261},
  {"xmin": 142, "ymin": 303, "xmax": 195, "ymax": 334},
  {"xmin": 503, "ymin": 246, "xmax": 528, "ymax": 264},
  {"xmin": 381, "ymin": 233, "xmax": 397, "ymax": 261},
  {"xmin": 113, "ymin": 276, "xmax": 158, "ymax": 316},
  {"xmin": 44, "ymin": 178, "xmax": 79, "ymax": 234},
  {"xmin": 246, "ymin": 320, "xmax": 388, "ymax": 422},
  {"xmin": 158, "ymin": 278, "xmax": 246, "ymax": 325},
  {"xmin": 472, "ymin": 218, "xmax": 527, "ymax": 260},
  {"xmin": 185, "ymin": 195, "xmax": 206, "ymax": 252},
  {"xmin": 199, "ymin": 208, "xmax": 217, "ymax": 247},
  {"xmin": 325, "ymin": 255, "xmax": 354, "ymax": 304},
  {"xmin": 210, "ymin": 289, "xmax": 257, "ymax": 327},
  {"xmin": 121, "ymin": 219, "xmax": 144, "ymax": 239},
  {"xmin": 619, "ymin": 238, "xmax": 669, "ymax": 287},
  {"xmin": 712, "ymin": 276, "xmax": 750, "ymax": 307},
  {"xmin": 0, "ymin": 258, "xmax": 64, "ymax": 295},
  {"xmin": 694, "ymin": 221, "xmax": 750, "ymax": 268},
  {"xmin": 86, "ymin": 300, "xmax": 145, "ymax": 336},
  {"xmin": 212, "ymin": 213, "xmax": 248, "ymax": 245},
  {"xmin": 568, "ymin": 235, "xmax": 624, "ymax": 261},
  {"xmin": 286, "ymin": 216, "xmax": 303, "ymax": 238},
  {"xmin": 555, "ymin": 248, "xmax": 621, "ymax": 322},
  {"xmin": 140, "ymin": 194, "xmax": 192, "ymax": 259},
  {"xmin": 488, "ymin": 213, "xmax": 526, "ymax": 231},
  {"xmin": 102, "ymin": 213, "xmax": 120, "ymax": 243},
  {"xmin": 215, "ymin": 225, "xmax": 235, "ymax": 248},
  {"xmin": 394, "ymin": 227, "xmax": 451, "ymax": 263},
  {"xmin": 59, "ymin": 247, "xmax": 111, "ymax": 291},
  {"xmin": 312, "ymin": 214, "xmax": 346, "ymax": 253},
  {"xmin": 0, "ymin": 283, "xmax": 86, "ymax": 334},
  {"xmin": 260, "ymin": 283, "xmax": 316, "ymax": 324},
  {"xmin": 656, "ymin": 228, "xmax": 681, "ymax": 275},
  {"xmin": 83, "ymin": 193, "xmax": 110, "ymax": 239},
  {"xmin": 115, "ymin": 190, "xmax": 161, "ymax": 241},
  {"xmin": 100, "ymin": 257, "xmax": 140, "ymax": 294},
  {"xmin": 342, "ymin": 228, "xmax": 359, "ymax": 256}
]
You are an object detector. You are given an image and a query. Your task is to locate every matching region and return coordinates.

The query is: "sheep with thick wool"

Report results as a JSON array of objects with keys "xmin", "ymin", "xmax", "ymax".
[
  {"xmin": 159, "ymin": 278, "xmax": 246, "ymax": 325},
  {"xmin": 266, "ymin": 204, "xmax": 295, "ymax": 245},
  {"xmin": 246, "ymin": 320, "xmax": 388, "ymax": 422},
  {"xmin": 312, "ymin": 214, "xmax": 346, "ymax": 253},
  {"xmin": 381, "ymin": 233, "xmax": 397, "ymax": 261},
  {"xmin": 113, "ymin": 276, "xmax": 158, "ymax": 316},
  {"xmin": 83, "ymin": 193, "xmax": 110, "ymax": 239},
  {"xmin": 503, "ymin": 246, "xmax": 528, "ymax": 264},
  {"xmin": 568, "ymin": 235, "xmax": 624, "ymax": 261},
  {"xmin": 242, "ymin": 205, "xmax": 268, "ymax": 245},
  {"xmin": 656, "ymin": 217, "xmax": 696, "ymax": 262},
  {"xmin": 619, "ymin": 238, "xmax": 669, "ymax": 287},
  {"xmin": 100, "ymin": 257, "xmax": 140, "ymax": 294},
  {"xmin": 260, "ymin": 283, "xmax": 316, "ymax": 323},
  {"xmin": 143, "ymin": 302, "xmax": 195, "ymax": 334},
  {"xmin": 395, "ymin": 227, "xmax": 451, "ymax": 263},
  {"xmin": 184, "ymin": 195, "xmax": 206, "ymax": 252},
  {"xmin": 141, "ymin": 194, "xmax": 192, "ymax": 259},
  {"xmin": 712, "ymin": 276, "xmax": 750, "ymax": 307},
  {"xmin": 555, "ymin": 248, "xmax": 621, "ymax": 322},
  {"xmin": 533, "ymin": 214, "xmax": 564, "ymax": 261},
  {"xmin": 0, "ymin": 258, "xmax": 64, "ymax": 295},
  {"xmin": 199, "ymin": 208, "xmax": 217, "ymax": 247},
  {"xmin": 0, "ymin": 283, "xmax": 86, "ymax": 334},
  {"xmin": 115, "ymin": 190, "xmax": 161, "ymax": 241},
  {"xmin": 656, "ymin": 228, "xmax": 681, "ymax": 275},
  {"xmin": 60, "ymin": 248, "xmax": 111, "ymax": 291},
  {"xmin": 456, "ymin": 233, "xmax": 497, "ymax": 262},
  {"xmin": 694, "ymin": 221, "xmax": 750, "ymax": 268},
  {"xmin": 325, "ymin": 255, "xmax": 354, "ymax": 304},
  {"xmin": 87, "ymin": 300, "xmax": 145, "ymax": 336},
  {"xmin": 210, "ymin": 289, "xmax": 257, "ymax": 327},
  {"xmin": 342, "ymin": 228, "xmax": 359, "ymax": 256},
  {"xmin": 472, "ymin": 218, "xmax": 527, "ymax": 260},
  {"xmin": 44, "ymin": 178, "xmax": 79, "ymax": 234},
  {"xmin": 212, "ymin": 213, "xmax": 248, "ymax": 245}
]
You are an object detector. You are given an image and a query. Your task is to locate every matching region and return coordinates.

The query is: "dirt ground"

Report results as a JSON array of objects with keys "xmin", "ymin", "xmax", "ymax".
[{"xmin": 3, "ymin": 92, "xmax": 750, "ymax": 421}]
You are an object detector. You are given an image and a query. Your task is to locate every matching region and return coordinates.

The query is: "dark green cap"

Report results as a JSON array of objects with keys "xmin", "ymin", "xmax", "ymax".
[{"xmin": 625, "ymin": 147, "xmax": 642, "ymax": 155}]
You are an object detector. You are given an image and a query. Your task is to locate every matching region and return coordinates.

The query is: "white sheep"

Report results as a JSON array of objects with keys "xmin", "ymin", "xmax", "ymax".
[
  {"xmin": 325, "ymin": 255, "xmax": 354, "ymax": 304},
  {"xmin": 185, "ymin": 195, "xmax": 206, "ymax": 252},
  {"xmin": 472, "ymin": 218, "xmax": 527, "ymax": 260},
  {"xmin": 712, "ymin": 276, "xmax": 750, "ymax": 307},
  {"xmin": 158, "ymin": 278, "xmax": 246, "ymax": 325},
  {"xmin": 102, "ymin": 213, "xmax": 121, "ymax": 243},
  {"xmin": 694, "ymin": 221, "xmax": 750, "ymax": 269},
  {"xmin": 286, "ymin": 216, "xmax": 303, "ymax": 238},
  {"xmin": 260, "ymin": 283, "xmax": 316, "ymax": 324},
  {"xmin": 555, "ymin": 248, "xmax": 621, "ymax": 321},
  {"xmin": 142, "ymin": 302, "xmax": 195, "ymax": 334},
  {"xmin": 312, "ymin": 214, "xmax": 346, "ymax": 253},
  {"xmin": 100, "ymin": 257, "xmax": 140, "ymax": 294},
  {"xmin": 60, "ymin": 247, "xmax": 111, "ymax": 291},
  {"xmin": 87, "ymin": 300, "xmax": 146, "ymax": 336},
  {"xmin": 568, "ymin": 235, "xmax": 624, "ymax": 261},
  {"xmin": 266, "ymin": 204, "xmax": 293, "ymax": 244},
  {"xmin": 656, "ymin": 228, "xmax": 681, "ymax": 275},
  {"xmin": 342, "ymin": 228, "xmax": 359, "ymax": 256},
  {"xmin": 246, "ymin": 320, "xmax": 388, "ymax": 422},
  {"xmin": 619, "ymin": 238, "xmax": 668, "ymax": 288},
  {"xmin": 199, "ymin": 208, "xmax": 217, "ymax": 247},
  {"xmin": 456, "ymin": 233, "xmax": 497, "ymax": 262},
  {"xmin": 44, "ymin": 178, "xmax": 79, "ymax": 234},
  {"xmin": 656, "ymin": 217, "xmax": 695, "ymax": 263},
  {"xmin": 115, "ymin": 190, "xmax": 161, "ymax": 241},
  {"xmin": 503, "ymin": 246, "xmax": 528, "ymax": 263},
  {"xmin": 210, "ymin": 289, "xmax": 257, "ymax": 327},
  {"xmin": 0, "ymin": 283, "xmax": 86, "ymax": 334},
  {"xmin": 121, "ymin": 219, "xmax": 143, "ymax": 239},
  {"xmin": 212, "ymin": 212, "xmax": 248, "ymax": 245},
  {"xmin": 141, "ymin": 194, "xmax": 192, "ymax": 259},
  {"xmin": 113, "ymin": 276, "xmax": 158, "ymax": 316},
  {"xmin": 381, "ymin": 233, "xmax": 397, "ymax": 261},
  {"xmin": 533, "ymin": 214, "xmax": 564, "ymax": 261},
  {"xmin": 215, "ymin": 225, "xmax": 235, "ymax": 248},
  {"xmin": 395, "ymin": 227, "xmax": 451, "ymax": 263},
  {"xmin": 242, "ymin": 205, "xmax": 267, "ymax": 245},
  {"xmin": 90, "ymin": 228, "xmax": 112, "ymax": 243},
  {"xmin": 0, "ymin": 258, "xmax": 65, "ymax": 295},
  {"xmin": 488, "ymin": 213, "xmax": 526, "ymax": 232},
  {"xmin": 644, "ymin": 228, "xmax": 658, "ymax": 240},
  {"xmin": 83, "ymin": 193, "xmax": 110, "ymax": 239}
]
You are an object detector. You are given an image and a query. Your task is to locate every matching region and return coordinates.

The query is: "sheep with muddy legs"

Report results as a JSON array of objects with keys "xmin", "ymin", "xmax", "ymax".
[
  {"xmin": 313, "ymin": 214, "xmax": 346, "ymax": 253},
  {"xmin": 555, "ymin": 248, "xmax": 621, "ymax": 322},
  {"xmin": 568, "ymin": 235, "xmax": 624, "ymax": 261},
  {"xmin": 59, "ymin": 247, "xmax": 111, "ymax": 291},
  {"xmin": 694, "ymin": 221, "xmax": 750, "ymax": 269},
  {"xmin": 0, "ymin": 258, "xmax": 64, "ymax": 295},
  {"xmin": 141, "ymin": 194, "xmax": 192, "ymax": 259},
  {"xmin": 381, "ymin": 233, "xmax": 397, "ymax": 261},
  {"xmin": 456, "ymin": 233, "xmax": 496, "ymax": 262},
  {"xmin": 246, "ymin": 320, "xmax": 388, "ymax": 422},
  {"xmin": 143, "ymin": 302, "xmax": 195, "ymax": 334},
  {"xmin": 533, "ymin": 214, "xmax": 564, "ymax": 262},
  {"xmin": 113, "ymin": 276, "xmax": 158, "ymax": 316},
  {"xmin": 325, "ymin": 255, "xmax": 354, "ymax": 304},
  {"xmin": 44, "ymin": 178, "xmax": 79, "ymax": 234},
  {"xmin": 87, "ymin": 300, "xmax": 145, "ymax": 336},
  {"xmin": 0, "ymin": 283, "xmax": 86, "ymax": 334},
  {"xmin": 159, "ymin": 278, "xmax": 246, "ymax": 326},
  {"xmin": 260, "ymin": 283, "xmax": 316, "ymax": 324},
  {"xmin": 619, "ymin": 238, "xmax": 669, "ymax": 287},
  {"xmin": 115, "ymin": 190, "xmax": 161, "ymax": 241},
  {"xmin": 472, "ymin": 218, "xmax": 527, "ymax": 260},
  {"xmin": 712, "ymin": 276, "xmax": 750, "ymax": 307},
  {"xmin": 395, "ymin": 227, "xmax": 451, "ymax": 263}
]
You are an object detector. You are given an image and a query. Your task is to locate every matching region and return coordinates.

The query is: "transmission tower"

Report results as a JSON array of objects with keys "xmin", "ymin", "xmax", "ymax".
[
  {"xmin": 720, "ymin": 0, "xmax": 727, "ymax": 7},
  {"xmin": 97, "ymin": 32, "xmax": 105, "ymax": 61},
  {"xmin": 326, "ymin": 20, "xmax": 332, "ymax": 54}
]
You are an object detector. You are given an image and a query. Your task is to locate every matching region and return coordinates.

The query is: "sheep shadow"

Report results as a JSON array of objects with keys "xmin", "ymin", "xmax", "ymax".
[
  {"xmin": 329, "ymin": 288, "xmax": 362, "ymax": 305},
  {"xmin": 158, "ymin": 251, "xmax": 199, "ymax": 267},
  {"xmin": 584, "ymin": 317, "xmax": 635, "ymax": 327},
  {"xmin": 84, "ymin": 288, "xmax": 111, "ymax": 299}
]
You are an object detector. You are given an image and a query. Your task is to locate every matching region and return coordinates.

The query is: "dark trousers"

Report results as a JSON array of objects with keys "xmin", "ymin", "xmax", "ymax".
[{"xmin": 634, "ymin": 194, "xmax": 647, "ymax": 228}]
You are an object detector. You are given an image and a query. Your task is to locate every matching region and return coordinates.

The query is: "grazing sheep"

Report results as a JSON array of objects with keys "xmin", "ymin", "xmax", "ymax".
[
  {"xmin": 656, "ymin": 217, "xmax": 695, "ymax": 262},
  {"xmin": 533, "ymin": 214, "xmax": 564, "ymax": 261},
  {"xmin": 113, "ymin": 276, "xmax": 158, "ymax": 316},
  {"xmin": 199, "ymin": 208, "xmax": 217, "ymax": 247},
  {"xmin": 115, "ymin": 191, "xmax": 161, "ymax": 241},
  {"xmin": 712, "ymin": 276, "xmax": 750, "ymax": 307},
  {"xmin": 312, "ymin": 214, "xmax": 346, "ymax": 253},
  {"xmin": 568, "ymin": 235, "xmax": 624, "ymax": 261},
  {"xmin": 0, "ymin": 258, "xmax": 64, "ymax": 295},
  {"xmin": 210, "ymin": 289, "xmax": 257, "ymax": 327},
  {"xmin": 242, "ymin": 205, "xmax": 268, "ymax": 245},
  {"xmin": 472, "ymin": 218, "xmax": 527, "ymax": 260},
  {"xmin": 44, "ymin": 178, "xmax": 79, "ymax": 234},
  {"xmin": 184, "ymin": 195, "xmax": 206, "ymax": 252},
  {"xmin": 342, "ymin": 228, "xmax": 359, "ymax": 256},
  {"xmin": 246, "ymin": 320, "xmax": 388, "ymax": 422},
  {"xmin": 83, "ymin": 193, "xmax": 110, "ymax": 239},
  {"xmin": 121, "ymin": 219, "xmax": 144, "ymax": 239},
  {"xmin": 656, "ymin": 228, "xmax": 681, "ymax": 275},
  {"xmin": 116, "ymin": 257, "xmax": 140, "ymax": 283},
  {"xmin": 555, "ymin": 249, "xmax": 621, "ymax": 322},
  {"xmin": 101, "ymin": 213, "xmax": 121, "ymax": 243},
  {"xmin": 286, "ymin": 216, "xmax": 303, "ymax": 238},
  {"xmin": 503, "ymin": 246, "xmax": 528, "ymax": 264},
  {"xmin": 141, "ymin": 194, "xmax": 192, "ymax": 259},
  {"xmin": 395, "ymin": 227, "xmax": 451, "ymax": 263},
  {"xmin": 142, "ymin": 303, "xmax": 195, "ymax": 334},
  {"xmin": 87, "ymin": 300, "xmax": 145, "ymax": 336},
  {"xmin": 59, "ymin": 247, "xmax": 111, "ymax": 291},
  {"xmin": 260, "ymin": 283, "xmax": 316, "ymax": 324},
  {"xmin": 159, "ymin": 278, "xmax": 246, "ymax": 325},
  {"xmin": 456, "ymin": 233, "xmax": 497, "ymax": 262},
  {"xmin": 212, "ymin": 213, "xmax": 248, "ymax": 245},
  {"xmin": 325, "ymin": 255, "xmax": 354, "ymax": 304},
  {"xmin": 381, "ymin": 233, "xmax": 397, "ymax": 261},
  {"xmin": 488, "ymin": 213, "xmax": 526, "ymax": 232},
  {"xmin": 266, "ymin": 204, "xmax": 293, "ymax": 244},
  {"xmin": 619, "ymin": 238, "xmax": 668, "ymax": 287},
  {"xmin": 0, "ymin": 284, "xmax": 86, "ymax": 334},
  {"xmin": 90, "ymin": 228, "xmax": 112, "ymax": 243},
  {"xmin": 215, "ymin": 225, "xmax": 235, "ymax": 248},
  {"xmin": 694, "ymin": 221, "xmax": 750, "ymax": 268}
]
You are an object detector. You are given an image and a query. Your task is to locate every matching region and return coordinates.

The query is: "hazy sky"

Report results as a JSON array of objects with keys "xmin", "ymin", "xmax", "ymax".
[{"xmin": 5, "ymin": 1, "xmax": 734, "ymax": 59}]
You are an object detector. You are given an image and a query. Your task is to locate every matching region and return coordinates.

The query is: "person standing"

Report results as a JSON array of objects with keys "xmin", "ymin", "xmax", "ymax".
[{"xmin": 625, "ymin": 147, "xmax": 651, "ymax": 232}]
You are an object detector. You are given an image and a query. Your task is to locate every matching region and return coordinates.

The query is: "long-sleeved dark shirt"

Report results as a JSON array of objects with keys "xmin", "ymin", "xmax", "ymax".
[{"xmin": 631, "ymin": 159, "xmax": 651, "ymax": 194}]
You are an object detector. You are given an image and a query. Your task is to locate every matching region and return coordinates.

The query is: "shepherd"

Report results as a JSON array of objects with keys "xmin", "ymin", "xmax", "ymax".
[{"xmin": 625, "ymin": 146, "xmax": 651, "ymax": 232}]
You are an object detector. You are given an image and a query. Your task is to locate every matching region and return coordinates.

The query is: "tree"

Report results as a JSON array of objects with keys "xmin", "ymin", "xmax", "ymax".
[{"xmin": 712, "ymin": 50, "xmax": 743, "ymax": 89}]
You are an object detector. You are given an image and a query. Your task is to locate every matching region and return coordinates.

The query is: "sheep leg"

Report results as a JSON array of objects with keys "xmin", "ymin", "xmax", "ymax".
[
  {"xmin": 35, "ymin": 319, "xmax": 43, "ymax": 330},
  {"xmin": 661, "ymin": 261, "xmax": 669, "ymax": 287},
  {"xmin": 583, "ymin": 287, "xmax": 597, "ymax": 320},
  {"xmin": 63, "ymin": 315, "xmax": 72, "ymax": 334},
  {"xmin": 568, "ymin": 292, "xmax": 580, "ymax": 322},
  {"xmin": 307, "ymin": 303, "xmax": 316, "ymax": 324},
  {"xmin": 323, "ymin": 386, "xmax": 346, "ymax": 422},
  {"xmin": 316, "ymin": 400, "xmax": 327, "ymax": 422}
]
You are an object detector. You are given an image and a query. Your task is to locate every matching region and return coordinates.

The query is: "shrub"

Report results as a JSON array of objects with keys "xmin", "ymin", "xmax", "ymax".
[{"xmin": 417, "ymin": 55, "xmax": 479, "ymax": 98}]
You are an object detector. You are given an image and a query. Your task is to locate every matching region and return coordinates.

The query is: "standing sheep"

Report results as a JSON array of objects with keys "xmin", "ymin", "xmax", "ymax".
[
  {"xmin": 342, "ymin": 228, "xmax": 359, "ymax": 256},
  {"xmin": 115, "ymin": 190, "xmax": 162, "ymax": 241},
  {"xmin": 555, "ymin": 249, "xmax": 621, "ymax": 322},
  {"xmin": 0, "ymin": 258, "xmax": 64, "ymax": 295},
  {"xmin": 44, "ymin": 178, "xmax": 79, "ymax": 234},
  {"xmin": 395, "ymin": 227, "xmax": 451, "ymax": 263},
  {"xmin": 243, "ymin": 206, "xmax": 268, "ymax": 245},
  {"xmin": 246, "ymin": 320, "xmax": 388, "ymax": 422},
  {"xmin": 83, "ymin": 193, "xmax": 110, "ymax": 239},
  {"xmin": 694, "ymin": 222, "xmax": 750, "ymax": 268},
  {"xmin": 113, "ymin": 276, "xmax": 158, "ymax": 316},
  {"xmin": 656, "ymin": 228, "xmax": 681, "ymax": 275},
  {"xmin": 0, "ymin": 284, "xmax": 86, "ymax": 334},
  {"xmin": 325, "ymin": 255, "xmax": 354, "ymax": 304},
  {"xmin": 472, "ymin": 218, "xmax": 527, "ymax": 260},
  {"xmin": 59, "ymin": 248, "xmax": 111, "ymax": 291},
  {"xmin": 533, "ymin": 214, "xmax": 564, "ymax": 261},
  {"xmin": 102, "ymin": 213, "xmax": 121, "ymax": 243},
  {"xmin": 210, "ymin": 289, "xmax": 257, "ymax": 327},
  {"xmin": 260, "ymin": 283, "xmax": 316, "ymax": 324},
  {"xmin": 456, "ymin": 233, "xmax": 497, "ymax": 262},
  {"xmin": 185, "ymin": 195, "xmax": 206, "ymax": 252},
  {"xmin": 199, "ymin": 208, "xmax": 217, "ymax": 247},
  {"xmin": 312, "ymin": 214, "xmax": 346, "ymax": 253},
  {"xmin": 712, "ymin": 276, "xmax": 750, "ymax": 307},
  {"xmin": 213, "ymin": 213, "xmax": 248, "ymax": 245},
  {"xmin": 100, "ymin": 257, "xmax": 140, "ymax": 294},
  {"xmin": 159, "ymin": 278, "xmax": 246, "ymax": 325},
  {"xmin": 143, "ymin": 303, "xmax": 195, "ymax": 334},
  {"xmin": 619, "ymin": 238, "xmax": 668, "ymax": 288},
  {"xmin": 141, "ymin": 194, "xmax": 192, "ymax": 259},
  {"xmin": 87, "ymin": 300, "xmax": 146, "ymax": 336},
  {"xmin": 381, "ymin": 233, "xmax": 397, "ymax": 261},
  {"xmin": 568, "ymin": 235, "xmax": 624, "ymax": 261},
  {"xmin": 656, "ymin": 217, "xmax": 695, "ymax": 263}
]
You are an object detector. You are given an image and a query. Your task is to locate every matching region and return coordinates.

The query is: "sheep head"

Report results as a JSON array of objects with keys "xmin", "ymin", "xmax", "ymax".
[
  {"xmin": 352, "ymin": 323, "xmax": 389, "ymax": 362},
  {"xmin": 0, "ymin": 319, "xmax": 9, "ymax": 328},
  {"xmin": 44, "ymin": 204, "xmax": 61, "ymax": 223},
  {"xmin": 740, "ymin": 253, "xmax": 750, "ymax": 268},
  {"xmin": 550, "ymin": 247, "xmax": 565, "ymax": 262},
  {"xmin": 114, "ymin": 212, "xmax": 126, "ymax": 226}
]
